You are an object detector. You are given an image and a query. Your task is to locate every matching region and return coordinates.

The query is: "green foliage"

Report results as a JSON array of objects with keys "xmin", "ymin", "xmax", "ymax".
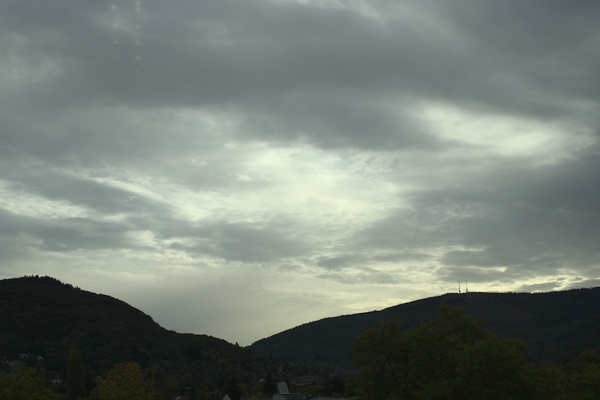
[
  {"xmin": 0, "ymin": 276, "xmax": 277, "ymax": 389},
  {"xmin": 262, "ymin": 372, "xmax": 274, "ymax": 395},
  {"xmin": 538, "ymin": 349, "xmax": 600, "ymax": 400},
  {"xmin": 89, "ymin": 361, "xmax": 160, "ymax": 400},
  {"xmin": 0, "ymin": 365, "xmax": 59, "ymax": 400},
  {"xmin": 353, "ymin": 305, "xmax": 539, "ymax": 400},
  {"xmin": 570, "ymin": 349, "xmax": 600, "ymax": 399},
  {"xmin": 66, "ymin": 349, "xmax": 87, "ymax": 400},
  {"xmin": 322, "ymin": 374, "xmax": 346, "ymax": 397},
  {"xmin": 5, "ymin": 276, "xmax": 600, "ymax": 399},
  {"xmin": 226, "ymin": 375, "xmax": 242, "ymax": 400}
]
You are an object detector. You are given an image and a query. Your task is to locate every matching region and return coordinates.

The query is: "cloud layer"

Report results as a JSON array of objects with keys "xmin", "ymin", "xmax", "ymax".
[{"xmin": 1, "ymin": 0, "xmax": 599, "ymax": 344}]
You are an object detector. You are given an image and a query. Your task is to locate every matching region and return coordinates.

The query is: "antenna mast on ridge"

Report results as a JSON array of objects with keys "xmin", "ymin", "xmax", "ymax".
[{"xmin": 458, "ymin": 281, "xmax": 461, "ymax": 294}]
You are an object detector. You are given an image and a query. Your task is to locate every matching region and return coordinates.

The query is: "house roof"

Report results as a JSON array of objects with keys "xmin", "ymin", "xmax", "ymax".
[{"xmin": 277, "ymin": 382, "xmax": 290, "ymax": 395}]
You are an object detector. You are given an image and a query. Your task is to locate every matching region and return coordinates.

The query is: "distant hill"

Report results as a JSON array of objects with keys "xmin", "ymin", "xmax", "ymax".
[
  {"xmin": 4, "ymin": 276, "xmax": 599, "ymax": 386},
  {"xmin": 0, "ymin": 276, "xmax": 273, "ymax": 388},
  {"xmin": 250, "ymin": 288, "xmax": 600, "ymax": 375}
]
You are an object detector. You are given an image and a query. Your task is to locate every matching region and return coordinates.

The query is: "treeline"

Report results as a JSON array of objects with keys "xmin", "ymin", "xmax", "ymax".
[
  {"xmin": 351, "ymin": 305, "xmax": 600, "ymax": 400},
  {"xmin": 1, "ymin": 359, "xmax": 162, "ymax": 399},
  {"xmin": 3, "ymin": 305, "xmax": 600, "ymax": 399},
  {"xmin": 3, "ymin": 277, "xmax": 600, "ymax": 398},
  {"xmin": 2, "ymin": 304, "xmax": 600, "ymax": 399},
  {"xmin": 0, "ymin": 351, "xmax": 343, "ymax": 399},
  {"xmin": 0, "ymin": 276, "xmax": 275, "ymax": 388},
  {"xmin": 252, "ymin": 288, "xmax": 600, "ymax": 370}
]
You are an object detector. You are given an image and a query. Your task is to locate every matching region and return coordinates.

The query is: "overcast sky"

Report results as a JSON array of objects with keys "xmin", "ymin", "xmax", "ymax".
[{"xmin": 1, "ymin": 0, "xmax": 599, "ymax": 345}]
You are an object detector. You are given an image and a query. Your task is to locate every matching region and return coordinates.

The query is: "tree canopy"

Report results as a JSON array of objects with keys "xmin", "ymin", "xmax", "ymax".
[
  {"xmin": 352, "ymin": 305, "xmax": 539, "ymax": 400},
  {"xmin": 0, "ymin": 365, "xmax": 59, "ymax": 400},
  {"xmin": 89, "ymin": 362, "xmax": 159, "ymax": 400},
  {"xmin": 66, "ymin": 349, "xmax": 87, "ymax": 400}
]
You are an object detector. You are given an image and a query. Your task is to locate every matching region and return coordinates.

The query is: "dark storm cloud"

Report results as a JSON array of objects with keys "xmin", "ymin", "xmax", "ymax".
[
  {"xmin": 317, "ymin": 254, "xmax": 367, "ymax": 270},
  {"xmin": 2, "ymin": 168, "xmax": 160, "ymax": 215},
  {"xmin": 213, "ymin": 222, "xmax": 308, "ymax": 263},
  {"xmin": 161, "ymin": 220, "xmax": 310, "ymax": 264},
  {"xmin": 3, "ymin": 0, "xmax": 598, "ymax": 231},
  {"xmin": 0, "ymin": 100, "xmax": 235, "ymax": 181},
  {"xmin": 132, "ymin": 0, "xmax": 598, "ymax": 124},
  {"xmin": 317, "ymin": 266, "xmax": 400, "ymax": 285},
  {"xmin": 0, "ymin": 179, "xmax": 308, "ymax": 264},
  {"xmin": 5, "ymin": 0, "xmax": 597, "ymax": 152},
  {"xmin": 239, "ymin": 91, "xmax": 444, "ymax": 150},
  {"xmin": 353, "ymin": 142, "xmax": 600, "ymax": 284},
  {"xmin": 435, "ymin": 0, "xmax": 600, "ymax": 107},
  {"xmin": 0, "ymin": 208, "xmax": 131, "ymax": 253}
]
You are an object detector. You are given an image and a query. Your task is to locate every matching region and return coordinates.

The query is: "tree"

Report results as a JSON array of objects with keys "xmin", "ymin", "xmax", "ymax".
[
  {"xmin": 66, "ymin": 349, "xmax": 87, "ymax": 400},
  {"xmin": 89, "ymin": 361, "xmax": 159, "ymax": 400},
  {"xmin": 323, "ymin": 375, "xmax": 346, "ymax": 397},
  {"xmin": 537, "ymin": 348, "xmax": 600, "ymax": 400},
  {"xmin": 226, "ymin": 375, "xmax": 242, "ymax": 400},
  {"xmin": 353, "ymin": 305, "xmax": 539, "ymax": 400},
  {"xmin": 564, "ymin": 348, "xmax": 600, "ymax": 400},
  {"xmin": 262, "ymin": 372, "xmax": 274, "ymax": 396},
  {"xmin": 0, "ymin": 365, "xmax": 59, "ymax": 400}
]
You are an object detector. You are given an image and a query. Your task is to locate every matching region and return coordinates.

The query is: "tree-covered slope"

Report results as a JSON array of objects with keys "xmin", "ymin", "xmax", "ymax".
[
  {"xmin": 251, "ymin": 288, "xmax": 600, "ymax": 374},
  {"xmin": 0, "ymin": 276, "xmax": 272, "ymax": 387}
]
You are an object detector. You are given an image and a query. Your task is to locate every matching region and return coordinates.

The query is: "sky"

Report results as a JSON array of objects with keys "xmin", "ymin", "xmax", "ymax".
[{"xmin": 1, "ymin": 0, "xmax": 599, "ymax": 346}]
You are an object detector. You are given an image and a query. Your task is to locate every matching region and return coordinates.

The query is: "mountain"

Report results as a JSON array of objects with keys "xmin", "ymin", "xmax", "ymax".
[
  {"xmin": 250, "ymin": 288, "xmax": 600, "ymax": 375},
  {"xmin": 4, "ymin": 276, "xmax": 599, "ymax": 386},
  {"xmin": 0, "ymin": 276, "xmax": 273, "ymax": 388}
]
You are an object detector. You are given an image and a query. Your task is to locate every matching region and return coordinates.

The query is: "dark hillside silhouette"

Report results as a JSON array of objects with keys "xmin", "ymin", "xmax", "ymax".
[
  {"xmin": 251, "ymin": 288, "xmax": 600, "ymax": 374},
  {"xmin": 0, "ymin": 276, "xmax": 273, "ymax": 388},
  {"xmin": 3, "ymin": 275, "xmax": 599, "ymax": 382}
]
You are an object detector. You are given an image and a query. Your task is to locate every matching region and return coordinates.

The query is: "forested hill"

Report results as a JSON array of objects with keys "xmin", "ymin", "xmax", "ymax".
[
  {"xmin": 4, "ymin": 276, "xmax": 599, "ymax": 384},
  {"xmin": 251, "ymin": 287, "xmax": 600, "ymax": 374},
  {"xmin": 0, "ymin": 276, "xmax": 273, "ymax": 387}
]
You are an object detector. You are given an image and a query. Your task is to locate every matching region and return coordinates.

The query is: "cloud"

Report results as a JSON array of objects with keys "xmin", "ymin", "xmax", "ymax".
[
  {"xmin": 517, "ymin": 281, "xmax": 563, "ymax": 293},
  {"xmin": 1, "ymin": 0, "xmax": 599, "ymax": 344},
  {"xmin": 350, "ymin": 142, "xmax": 600, "ymax": 287}
]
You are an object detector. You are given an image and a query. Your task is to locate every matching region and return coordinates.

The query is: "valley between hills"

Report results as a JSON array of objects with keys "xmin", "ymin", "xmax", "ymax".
[{"xmin": 2, "ymin": 275, "xmax": 599, "ymax": 398}]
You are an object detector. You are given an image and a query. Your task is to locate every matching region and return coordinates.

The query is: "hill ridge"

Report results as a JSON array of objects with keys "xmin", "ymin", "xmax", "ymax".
[
  {"xmin": 251, "ymin": 287, "xmax": 600, "ymax": 374},
  {"xmin": 0, "ymin": 275, "xmax": 273, "ymax": 388}
]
